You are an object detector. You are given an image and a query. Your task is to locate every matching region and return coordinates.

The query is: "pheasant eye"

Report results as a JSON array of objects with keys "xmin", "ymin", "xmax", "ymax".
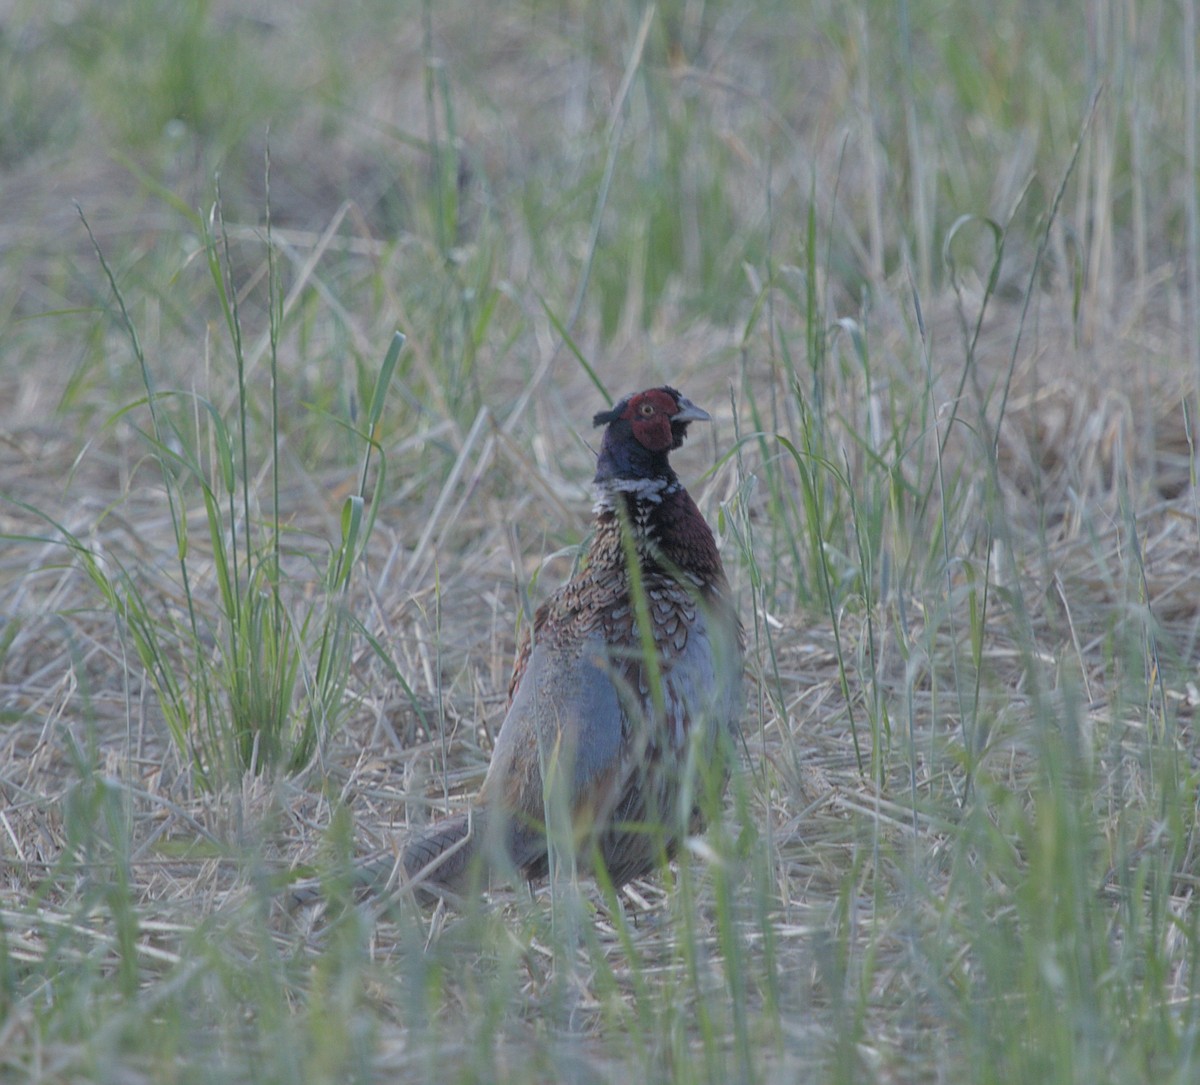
[{"xmin": 639, "ymin": 402, "xmax": 655, "ymax": 416}]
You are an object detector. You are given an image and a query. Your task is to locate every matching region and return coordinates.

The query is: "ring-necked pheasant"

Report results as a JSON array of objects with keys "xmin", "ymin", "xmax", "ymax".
[{"xmin": 307, "ymin": 386, "xmax": 743, "ymax": 906}]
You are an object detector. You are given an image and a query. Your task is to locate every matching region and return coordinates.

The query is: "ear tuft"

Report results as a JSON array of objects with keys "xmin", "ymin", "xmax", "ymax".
[{"xmin": 593, "ymin": 405, "xmax": 621, "ymax": 427}]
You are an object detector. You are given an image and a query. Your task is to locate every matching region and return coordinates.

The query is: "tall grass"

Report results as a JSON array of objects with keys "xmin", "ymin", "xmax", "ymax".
[
  {"xmin": 57, "ymin": 188, "xmax": 402, "ymax": 788},
  {"xmin": 3, "ymin": 0, "xmax": 1200, "ymax": 1082}
]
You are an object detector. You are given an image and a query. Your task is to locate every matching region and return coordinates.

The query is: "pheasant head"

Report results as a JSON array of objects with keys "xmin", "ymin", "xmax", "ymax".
[{"xmin": 592, "ymin": 386, "xmax": 711, "ymax": 496}]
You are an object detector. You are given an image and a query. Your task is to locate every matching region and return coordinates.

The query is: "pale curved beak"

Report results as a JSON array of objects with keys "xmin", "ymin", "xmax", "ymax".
[{"xmin": 673, "ymin": 396, "xmax": 711, "ymax": 424}]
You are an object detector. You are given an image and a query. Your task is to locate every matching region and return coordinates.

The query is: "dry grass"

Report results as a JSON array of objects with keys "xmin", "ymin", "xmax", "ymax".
[{"xmin": 3, "ymin": 1, "xmax": 1200, "ymax": 1081}]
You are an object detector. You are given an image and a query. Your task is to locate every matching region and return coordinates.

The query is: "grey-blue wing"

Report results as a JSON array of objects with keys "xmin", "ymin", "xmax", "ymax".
[{"xmin": 480, "ymin": 634, "xmax": 628, "ymax": 872}]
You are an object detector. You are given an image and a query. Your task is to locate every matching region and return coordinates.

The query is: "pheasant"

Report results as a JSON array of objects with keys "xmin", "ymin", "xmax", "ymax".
[{"xmin": 309, "ymin": 386, "xmax": 743, "ymax": 906}]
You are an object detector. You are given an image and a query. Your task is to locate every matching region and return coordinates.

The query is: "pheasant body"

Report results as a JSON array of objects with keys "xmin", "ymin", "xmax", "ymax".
[{"xmin": 402, "ymin": 386, "xmax": 743, "ymax": 896}]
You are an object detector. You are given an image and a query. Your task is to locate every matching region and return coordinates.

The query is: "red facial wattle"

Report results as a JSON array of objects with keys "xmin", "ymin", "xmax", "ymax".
[{"xmin": 625, "ymin": 389, "xmax": 684, "ymax": 451}]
